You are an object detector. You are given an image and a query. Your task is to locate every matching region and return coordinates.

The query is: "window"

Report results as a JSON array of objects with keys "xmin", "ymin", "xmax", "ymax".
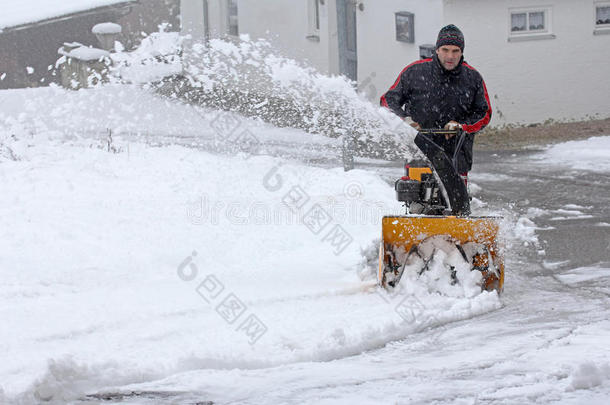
[
  {"xmin": 596, "ymin": 4, "xmax": 610, "ymax": 26},
  {"xmin": 395, "ymin": 12, "xmax": 415, "ymax": 43},
  {"xmin": 307, "ymin": 0, "xmax": 321, "ymax": 41},
  {"xmin": 511, "ymin": 10, "xmax": 547, "ymax": 33},
  {"xmin": 509, "ymin": 7, "xmax": 554, "ymax": 41},
  {"xmin": 227, "ymin": 0, "xmax": 238, "ymax": 36}
]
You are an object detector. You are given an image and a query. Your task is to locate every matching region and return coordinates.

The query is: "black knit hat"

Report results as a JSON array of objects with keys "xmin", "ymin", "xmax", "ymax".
[{"xmin": 436, "ymin": 24, "xmax": 464, "ymax": 51}]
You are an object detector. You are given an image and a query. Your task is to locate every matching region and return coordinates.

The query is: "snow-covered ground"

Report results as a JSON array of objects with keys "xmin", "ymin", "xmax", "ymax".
[
  {"xmin": 1, "ymin": 85, "xmax": 609, "ymax": 404},
  {"xmin": 533, "ymin": 136, "xmax": 610, "ymax": 173}
]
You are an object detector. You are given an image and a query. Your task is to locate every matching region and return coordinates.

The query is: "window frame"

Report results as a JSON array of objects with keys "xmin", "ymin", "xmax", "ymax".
[
  {"xmin": 508, "ymin": 6, "xmax": 554, "ymax": 42},
  {"xmin": 595, "ymin": 1, "xmax": 610, "ymax": 35},
  {"xmin": 596, "ymin": 2, "xmax": 610, "ymax": 26}
]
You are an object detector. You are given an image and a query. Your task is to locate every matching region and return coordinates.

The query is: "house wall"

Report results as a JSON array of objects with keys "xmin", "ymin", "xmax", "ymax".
[
  {"xmin": 442, "ymin": 0, "xmax": 610, "ymax": 125},
  {"xmin": 180, "ymin": 0, "xmax": 207, "ymax": 40},
  {"xmin": 356, "ymin": 0, "xmax": 444, "ymax": 101},
  {"xmin": 118, "ymin": 0, "xmax": 180, "ymax": 50},
  {"xmin": 239, "ymin": 0, "xmax": 337, "ymax": 74}
]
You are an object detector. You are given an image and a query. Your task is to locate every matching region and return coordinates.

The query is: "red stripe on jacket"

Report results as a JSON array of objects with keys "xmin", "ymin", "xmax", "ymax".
[
  {"xmin": 380, "ymin": 58, "xmax": 432, "ymax": 108},
  {"xmin": 461, "ymin": 62, "xmax": 492, "ymax": 134}
]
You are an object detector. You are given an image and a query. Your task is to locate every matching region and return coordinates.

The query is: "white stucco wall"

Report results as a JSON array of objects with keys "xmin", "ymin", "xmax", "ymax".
[
  {"xmin": 180, "ymin": 0, "xmax": 339, "ymax": 75},
  {"xmin": 356, "ymin": 0, "xmax": 444, "ymax": 101},
  {"xmin": 239, "ymin": 0, "xmax": 339, "ymax": 74},
  {"xmin": 180, "ymin": 0, "xmax": 205, "ymax": 38},
  {"xmin": 443, "ymin": 0, "xmax": 610, "ymax": 125}
]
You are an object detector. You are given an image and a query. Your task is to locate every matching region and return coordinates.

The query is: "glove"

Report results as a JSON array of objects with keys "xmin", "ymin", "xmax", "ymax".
[
  {"xmin": 444, "ymin": 121, "xmax": 462, "ymax": 130},
  {"xmin": 403, "ymin": 116, "xmax": 421, "ymax": 130},
  {"xmin": 443, "ymin": 121, "xmax": 462, "ymax": 139}
]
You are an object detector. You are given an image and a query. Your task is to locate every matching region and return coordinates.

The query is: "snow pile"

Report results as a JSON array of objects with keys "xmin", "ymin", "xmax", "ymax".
[
  {"xmin": 510, "ymin": 217, "xmax": 539, "ymax": 246},
  {"xmin": 390, "ymin": 236, "xmax": 487, "ymax": 298},
  {"xmin": 535, "ymin": 136, "xmax": 610, "ymax": 173},
  {"xmin": 570, "ymin": 362, "xmax": 610, "ymax": 390}
]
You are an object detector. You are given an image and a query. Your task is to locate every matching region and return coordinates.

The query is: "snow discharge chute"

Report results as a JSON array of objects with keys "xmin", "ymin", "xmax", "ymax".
[{"xmin": 378, "ymin": 129, "xmax": 504, "ymax": 293}]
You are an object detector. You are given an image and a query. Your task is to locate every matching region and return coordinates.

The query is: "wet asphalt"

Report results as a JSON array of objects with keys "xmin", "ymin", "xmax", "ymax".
[{"xmin": 472, "ymin": 149, "xmax": 610, "ymax": 272}]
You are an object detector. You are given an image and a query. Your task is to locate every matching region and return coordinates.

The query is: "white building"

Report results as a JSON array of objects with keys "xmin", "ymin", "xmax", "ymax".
[{"xmin": 180, "ymin": 0, "xmax": 610, "ymax": 126}]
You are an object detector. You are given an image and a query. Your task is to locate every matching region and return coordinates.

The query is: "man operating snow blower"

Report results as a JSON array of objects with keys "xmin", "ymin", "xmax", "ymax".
[
  {"xmin": 376, "ymin": 25, "xmax": 503, "ymax": 293},
  {"xmin": 380, "ymin": 24, "xmax": 492, "ymax": 177}
]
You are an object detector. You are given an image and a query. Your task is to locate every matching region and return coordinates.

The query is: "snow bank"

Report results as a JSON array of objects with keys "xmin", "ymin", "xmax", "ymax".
[{"xmin": 535, "ymin": 136, "xmax": 610, "ymax": 173}]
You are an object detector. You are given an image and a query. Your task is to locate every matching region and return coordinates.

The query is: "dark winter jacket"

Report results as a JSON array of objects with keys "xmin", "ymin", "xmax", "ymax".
[{"xmin": 380, "ymin": 54, "xmax": 492, "ymax": 172}]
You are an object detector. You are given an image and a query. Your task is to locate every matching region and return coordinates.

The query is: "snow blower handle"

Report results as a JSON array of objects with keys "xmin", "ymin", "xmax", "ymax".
[
  {"xmin": 417, "ymin": 129, "xmax": 460, "ymax": 136},
  {"xmin": 415, "ymin": 129, "xmax": 465, "ymax": 172},
  {"xmin": 413, "ymin": 129, "xmax": 470, "ymax": 215}
]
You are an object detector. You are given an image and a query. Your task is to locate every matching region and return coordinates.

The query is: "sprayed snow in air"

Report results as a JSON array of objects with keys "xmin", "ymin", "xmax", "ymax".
[
  {"xmin": 535, "ymin": 136, "xmax": 610, "ymax": 172},
  {"xmin": 182, "ymin": 36, "xmax": 413, "ymax": 150},
  {"xmin": 110, "ymin": 31, "xmax": 182, "ymax": 84}
]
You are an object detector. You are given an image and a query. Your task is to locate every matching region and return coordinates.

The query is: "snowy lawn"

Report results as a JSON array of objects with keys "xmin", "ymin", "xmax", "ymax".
[{"xmin": 0, "ymin": 133, "xmax": 500, "ymax": 403}]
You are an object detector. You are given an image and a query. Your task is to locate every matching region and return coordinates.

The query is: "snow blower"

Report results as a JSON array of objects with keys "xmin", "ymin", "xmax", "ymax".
[{"xmin": 378, "ymin": 129, "xmax": 504, "ymax": 292}]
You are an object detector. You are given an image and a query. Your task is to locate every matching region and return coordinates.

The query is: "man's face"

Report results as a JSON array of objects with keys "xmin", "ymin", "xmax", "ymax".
[{"xmin": 436, "ymin": 45, "xmax": 462, "ymax": 70}]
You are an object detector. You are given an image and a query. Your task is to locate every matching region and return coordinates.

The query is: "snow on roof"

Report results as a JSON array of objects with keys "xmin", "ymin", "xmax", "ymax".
[
  {"xmin": 92, "ymin": 22, "xmax": 122, "ymax": 35},
  {"xmin": 0, "ymin": 0, "xmax": 135, "ymax": 31},
  {"xmin": 58, "ymin": 44, "xmax": 110, "ymax": 61}
]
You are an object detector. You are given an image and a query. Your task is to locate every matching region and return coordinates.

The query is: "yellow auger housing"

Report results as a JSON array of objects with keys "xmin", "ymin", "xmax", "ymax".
[{"xmin": 378, "ymin": 216, "xmax": 504, "ymax": 292}]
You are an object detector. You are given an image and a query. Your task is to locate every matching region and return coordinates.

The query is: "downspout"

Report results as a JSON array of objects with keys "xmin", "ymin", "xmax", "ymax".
[{"xmin": 203, "ymin": 0, "xmax": 210, "ymax": 42}]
